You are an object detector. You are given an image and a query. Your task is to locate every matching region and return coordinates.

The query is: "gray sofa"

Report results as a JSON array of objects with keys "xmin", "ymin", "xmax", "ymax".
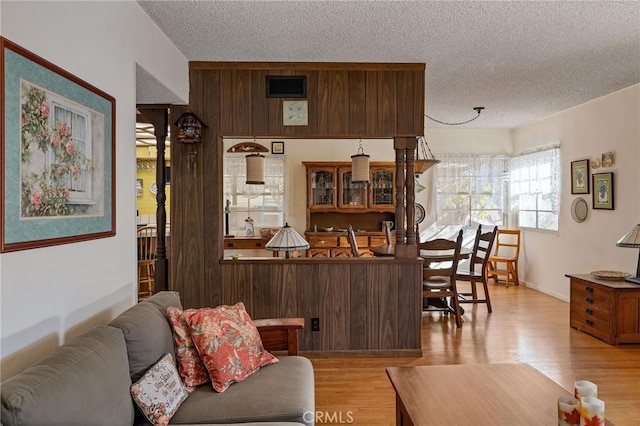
[{"xmin": 1, "ymin": 292, "xmax": 315, "ymax": 425}]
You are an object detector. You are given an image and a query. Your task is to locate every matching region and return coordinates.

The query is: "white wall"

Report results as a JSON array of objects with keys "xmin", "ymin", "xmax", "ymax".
[
  {"xmin": 0, "ymin": 1, "xmax": 188, "ymax": 377},
  {"xmin": 513, "ymin": 84, "xmax": 640, "ymax": 300}
]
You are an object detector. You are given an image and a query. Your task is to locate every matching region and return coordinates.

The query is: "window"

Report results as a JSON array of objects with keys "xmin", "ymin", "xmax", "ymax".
[
  {"xmin": 510, "ymin": 146, "xmax": 560, "ymax": 231},
  {"xmin": 434, "ymin": 154, "xmax": 508, "ymax": 228},
  {"xmin": 223, "ymin": 154, "xmax": 287, "ymax": 235},
  {"xmin": 48, "ymin": 96, "xmax": 93, "ymax": 203}
]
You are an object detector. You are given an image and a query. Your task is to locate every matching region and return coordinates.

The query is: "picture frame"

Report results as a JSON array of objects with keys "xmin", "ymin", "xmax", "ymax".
[
  {"xmin": 282, "ymin": 100, "xmax": 308, "ymax": 126},
  {"xmin": 601, "ymin": 151, "xmax": 614, "ymax": 167},
  {"xmin": 592, "ymin": 172, "xmax": 614, "ymax": 210},
  {"xmin": 570, "ymin": 159, "xmax": 590, "ymax": 195},
  {"xmin": 136, "ymin": 179, "xmax": 144, "ymax": 197},
  {"xmin": 272, "ymin": 141, "xmax": 285, "ymax": 154},
  {"xmin": 1, "ymin": 37, "xmax": 116, "ymax": 252}
]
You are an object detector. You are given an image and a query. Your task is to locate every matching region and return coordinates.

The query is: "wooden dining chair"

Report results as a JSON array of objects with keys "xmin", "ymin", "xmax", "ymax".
[
  {"xmin": 384, "ymin": 224, "xmax": 393, "ymax": 245},
  {"xmin": 486, "ymin": 228, "xmax": 521, "ymax": 288},
  {"xmin": 346, "ymin": 225, "xmax": 360, "ymax": 257},
  {"xmin": 456, "ymin": 225, "xmax": 498, "ymax": 312},
  {"xmin": 137, "ymin": 225, "xmax": 157, "ymax": 299},
  {"xmin": 420, "ymin": 229, "xmax": 464, "ymax": 328}
]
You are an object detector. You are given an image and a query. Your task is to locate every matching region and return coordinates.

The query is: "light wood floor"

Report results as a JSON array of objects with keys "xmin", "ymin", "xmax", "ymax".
[{"xmin": 308, "ymin": 283, "xmax": 640, "ymax": 426}]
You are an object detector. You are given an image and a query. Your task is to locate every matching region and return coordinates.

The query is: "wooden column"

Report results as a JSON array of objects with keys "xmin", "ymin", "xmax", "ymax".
[
  {"xmin": 393, "ymin": 137, "xmax": 418, "ymax": 258},
  {"xmin": 137, "ymin": 106, "xmax": 169, "ymax": 292}
]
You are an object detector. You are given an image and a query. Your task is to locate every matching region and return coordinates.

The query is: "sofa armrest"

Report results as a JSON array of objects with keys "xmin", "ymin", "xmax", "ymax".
[{"xmin": 253, "ymin": 318, "xmax": 304, "ymax": 356}]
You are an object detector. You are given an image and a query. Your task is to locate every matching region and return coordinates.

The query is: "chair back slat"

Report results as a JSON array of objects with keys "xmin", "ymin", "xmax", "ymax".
[
  {"xmin": 420, "ymin": 230, "xmax": 463, "ymax": 281},
  {"xmin": 137, "ymin": 225, "xmax": 157, "ymax": 261},
  {"xmin": 347, "ymin": 225, "xmax": 360, "ymax": 257},
  {"xmin": 471, "ymin": 225, "xmax": 498, "ymax": 273},
  {"xmin": 493, "ymin": 229, "xmax": 521, "ymax": 259}
]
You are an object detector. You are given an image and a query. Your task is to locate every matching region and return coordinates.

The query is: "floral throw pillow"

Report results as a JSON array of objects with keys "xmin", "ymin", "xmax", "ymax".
[
  {"xmin": 184, "ymin": 302, "xmax": 279, "ymax": 392},
  {"xmin": 130, "ymin": 353, "xmax": 188, "ymax": 426},
  {"xmin": 167, "ymin": 306, "xmax": 210, "ymax": 390}
]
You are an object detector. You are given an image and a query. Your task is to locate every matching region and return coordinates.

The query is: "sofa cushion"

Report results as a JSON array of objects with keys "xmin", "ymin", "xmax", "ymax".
[
  {"xmin": 184, "ymin": 303, "xmax": 278, "ymax": 392},
  {"xmin": 110, "ymin": 291, "xmax": 181, "ymax": 380},
  {"xmin": 1, "ymin": 326, "xmax": 134, "ymax": 426},
  {"xmin": 169, "ymin": 356, "xmax": 315, "ymax": 426},
  {"xmin": 167, "ymin": 307, "xmax": 210, "ymax": 389},
  {"xmin": 131, "ymin": 353, "xmax": 188, "ymax": 426}
]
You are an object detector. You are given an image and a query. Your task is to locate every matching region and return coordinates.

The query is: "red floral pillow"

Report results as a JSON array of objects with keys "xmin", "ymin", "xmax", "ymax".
[
  {"xmin": 166, "ymin": 307, "xmax": 210, "ymax": 390},
  {"xmin": 184, "ymin": 302, "xmax": 278, "ymax": 392}
]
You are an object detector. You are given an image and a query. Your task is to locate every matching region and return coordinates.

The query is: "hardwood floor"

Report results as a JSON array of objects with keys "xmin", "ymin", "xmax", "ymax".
[{"xmin": 308, "ymin": 283, "xmax": 640, "ymax": 425}]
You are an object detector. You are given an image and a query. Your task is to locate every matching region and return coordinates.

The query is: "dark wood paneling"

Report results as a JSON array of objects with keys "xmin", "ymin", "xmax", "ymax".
[
  {"xmin": 319, "ymin": 263, "xmax": 350, "ymax": 350},
  {"xmin": 396, "ymin": 71, "xmax": 415, "ymax": 136},
  {"xmin": 302, "ymin": 70, "xmax": 319, "ymax": 135},
  {"xmin": 348, "ymin": 71, "xmax": 367, "ymax": 135},
  {"xmin": 219, "ymin": 259, "xmax": 422, "ymax": 352},
  {"xmin": 317, "ymin": 70, "xmax": 330, "ymax": 134},
  {"xmin": 377, "ymin": 71, "xmax": 398, "ymax": 135},
  {"xmin": 231, "ymin": 70, "xmax": 252, "ymax": 135},
  {"xmin": 327, "ymin": 70, "xmax": 349, "ymax": 134},
  {"xmin": 251, "ymin": 70, "xmax": 270, "ymax": 135},
  {"xmin": 219, "ymin": 70, "xmax": 233, "ymax": 134},
  {"xmin": 365, "ymin": 71, "xmax": 378, "ymax": 135}
]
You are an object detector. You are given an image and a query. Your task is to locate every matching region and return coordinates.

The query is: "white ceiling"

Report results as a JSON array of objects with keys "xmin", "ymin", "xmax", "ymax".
[{"xmin": 137, "ymin": 0, "xmax": 640, "ymax": 130}]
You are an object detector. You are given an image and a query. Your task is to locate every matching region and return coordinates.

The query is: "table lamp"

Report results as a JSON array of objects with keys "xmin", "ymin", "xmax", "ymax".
[
  {"xmin": 616, "ymin": 224, "xmax": 640, "ymax": 284},
  {"xmin": 265, "ymin": 223, "xmax": 310, "ymax": 259}
]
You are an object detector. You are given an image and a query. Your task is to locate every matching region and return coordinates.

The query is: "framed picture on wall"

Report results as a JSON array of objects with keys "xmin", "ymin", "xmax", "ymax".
[
  {"xmin": 570, "ymin": 159, "xmax": 590, "ymax": 195},
  {"xmin": 272, "ymin": 141, "xmax": 284, "ymax": 154},
  {"xmin": 592, "ymin": 172, "xmax": 614, "ymax": 210},
  {"xmin": 1, "ymin": 37, "xmax": 116, "ymax": 252}
]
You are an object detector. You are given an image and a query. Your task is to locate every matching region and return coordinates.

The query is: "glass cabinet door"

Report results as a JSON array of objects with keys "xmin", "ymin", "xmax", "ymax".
[
  {"xmin": 370, "ymin": 168, "xmax": 395, "ymax": 208},
  {"xmin": 309, "ymin": 168, "xmax": 336, "ymax": 208},
  {"xmin": 338, "ymin": 168, "xmax": 367, "ymax": 208}
]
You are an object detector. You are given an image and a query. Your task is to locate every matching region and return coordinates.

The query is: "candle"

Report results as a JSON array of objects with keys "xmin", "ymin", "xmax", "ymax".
[
  {"xmin": 574, "ymin": 380, "xmax": 597, "ymax": 399},
  {"xmin": 580, "ymin": 396, "xmax": 605, "ymax": 426},
  {"xmin": 558, "ymin": 396, "xmax": 580, "ymax": 426}
]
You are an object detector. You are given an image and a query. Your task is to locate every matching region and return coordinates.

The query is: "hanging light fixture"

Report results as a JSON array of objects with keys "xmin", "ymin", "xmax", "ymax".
[
  {"xmin": 245, "ymin": 153, "xmax": 265, "ymax": 184},
  {"xmin": 351, "ymin": 139, "xmax": 370, "ymax": 183},
  {"xmin": 414, "ymin": 136, "xmax": 440, "ymax": 176}
]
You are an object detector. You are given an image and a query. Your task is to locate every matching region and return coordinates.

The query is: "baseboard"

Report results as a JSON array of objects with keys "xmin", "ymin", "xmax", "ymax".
[
  {"xmin": 522, "ymin": 280, "xmax": 569, "ymax": 303},
  {"xmin": 300, "ymin": 348, "xmax": 423, "ymax": 358}
]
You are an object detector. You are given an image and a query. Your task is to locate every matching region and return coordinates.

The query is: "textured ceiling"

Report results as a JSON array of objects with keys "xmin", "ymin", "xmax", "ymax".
[{"xmin": 137, "ymin": 0, "xmax": 640, "ymax": 129}]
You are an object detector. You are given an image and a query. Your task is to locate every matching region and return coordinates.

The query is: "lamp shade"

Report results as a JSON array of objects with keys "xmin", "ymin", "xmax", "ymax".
[
  {"xmin": 246, "ymin": 153, "xmax": 265, "ymax": 184},
  {"xmin": 265, "ymin": 223, "xmax": 310, "ymax": 258},
  {"xmin": 616, "ymin": 224, "xmax": 640, "ymax": 247},
  {"xmin": 351, "ymin": 153, "xmax": 370, "ymax": 183}
]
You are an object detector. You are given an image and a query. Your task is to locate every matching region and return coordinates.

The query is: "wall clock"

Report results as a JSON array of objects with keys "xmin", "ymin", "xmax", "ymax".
[{"xmin": 283, "ymin": 100, "xmax": 308, "ymax": 126}]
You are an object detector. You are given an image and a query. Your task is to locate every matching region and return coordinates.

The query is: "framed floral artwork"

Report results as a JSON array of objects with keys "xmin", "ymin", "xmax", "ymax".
[
  {"xmin": 1, "ymin": 38, "xmax": 116, "ymax": 252},
  {"xmin": 271, "ymin": 141, "xmax": 284, "ymax": 154},
  {"xmin": 570, "ymin": 159, "xmax": 589, "ymax": 195},
  {"xmin": 592, "ymin": 172, "xmax": 614, "ymax": 210}
]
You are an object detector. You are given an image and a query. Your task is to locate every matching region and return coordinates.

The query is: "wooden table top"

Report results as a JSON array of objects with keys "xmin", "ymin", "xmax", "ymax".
[
  {"xmin": 370, "ymin": 244, "xmax": 471, "ymax": 261},
  {"xmin": 386, "ymin": 363, "xmax": 574, "ymax": 425}
]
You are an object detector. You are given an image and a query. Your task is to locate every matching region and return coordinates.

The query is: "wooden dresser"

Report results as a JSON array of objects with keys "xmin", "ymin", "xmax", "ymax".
[{"xmin": 566, "ymin": 274, "xmax": 640, "ymax": 345}]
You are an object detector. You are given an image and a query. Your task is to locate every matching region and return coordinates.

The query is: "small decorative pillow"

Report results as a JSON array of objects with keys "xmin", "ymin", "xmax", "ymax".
[
  {"xmin": 167, "ymin": 306, "xmax": 210, "ymax": 389},
  {"xmin": 184, "ymin": 302, "xmax": 279, "ymax": 392},
  {"xmin": 130, "ymin": 353, "xmax": 188, "ymax": 426}
]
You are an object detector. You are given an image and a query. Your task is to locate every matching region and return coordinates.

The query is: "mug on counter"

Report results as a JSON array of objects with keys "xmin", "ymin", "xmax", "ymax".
[{"xmin": 382, "ymin": 221, "xmax": 394, "ymax": 231}]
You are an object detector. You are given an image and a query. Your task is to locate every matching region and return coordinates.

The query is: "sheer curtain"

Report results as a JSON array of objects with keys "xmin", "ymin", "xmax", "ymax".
[
  {"xmin": 223, "ymin": 154, "xmax": 287, "ymax": 234},
  {"xmin": 434, "ymin": 154, "xmax": 508, "ymax": 227},
  {"xmin": 510, "ymin": 146, "xmax": 560, "ymax": 231}
]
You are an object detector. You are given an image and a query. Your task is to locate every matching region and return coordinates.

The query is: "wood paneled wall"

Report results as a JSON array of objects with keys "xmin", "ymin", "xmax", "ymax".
[
  {"xmin": 170, "ymin": 62, "xmax": 425, "ymax": 315},
  {"xmin": 220, "ymin": 258, "xmax": 423, "ymax": 352}
]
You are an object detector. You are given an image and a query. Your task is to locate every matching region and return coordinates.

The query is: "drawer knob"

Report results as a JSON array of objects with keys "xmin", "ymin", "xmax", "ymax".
[
  {"xmin": 585, "ymin": 287, "xmax": 594, "ymax": 293},
  {"xmin": 585, "ymin": 297, "xmax": 594, "ymax": 304},
  {"xmin": 585, "ymin": 319, "xmax": 594, "ymax": 326},
  {"xmin": 585, "ymin": 308, "xmax": 593, "ymax": 315}
]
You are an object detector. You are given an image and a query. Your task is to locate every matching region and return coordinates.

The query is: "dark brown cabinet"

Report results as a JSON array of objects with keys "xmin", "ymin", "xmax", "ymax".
[{"xmin": 567, "ymin": 274, "xmax": 640, "ymax": 345}]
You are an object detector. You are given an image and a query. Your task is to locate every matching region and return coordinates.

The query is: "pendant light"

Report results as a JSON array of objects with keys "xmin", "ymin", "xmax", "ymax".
[
  {"xmin": 245, "ymin": 153, "xmax": 265, "ymax": 184},
  {"xmin": 414, "ymin": 136, "xmax": 440, "ymax": 176},
  {"xmin": 351, "ymin": 139, "xmax": 370, "ymax": 183}
]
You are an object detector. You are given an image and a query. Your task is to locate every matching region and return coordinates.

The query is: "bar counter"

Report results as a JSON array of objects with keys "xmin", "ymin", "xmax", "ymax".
[{"xmin": 219, "ymin": 256, "xmax": 423, "ymax": 356}]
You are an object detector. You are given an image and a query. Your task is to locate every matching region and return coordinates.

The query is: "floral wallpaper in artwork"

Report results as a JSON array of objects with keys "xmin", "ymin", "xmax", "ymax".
[{"xmin": 20, "ymin": 82, "xmax": 93, "ymax": 217}]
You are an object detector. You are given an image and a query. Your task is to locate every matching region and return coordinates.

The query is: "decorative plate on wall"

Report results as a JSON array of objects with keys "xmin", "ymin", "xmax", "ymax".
[
  {"xmin": 570, "ymin": 197, "xmax": 588, "ymax": 223},
  {"xmin": 150, "ymin": 182, "xmax": 158, "ymax": 195},
  {"xmin": 415, "ymin": 203, "xmax": 426, "ymax": 224}
]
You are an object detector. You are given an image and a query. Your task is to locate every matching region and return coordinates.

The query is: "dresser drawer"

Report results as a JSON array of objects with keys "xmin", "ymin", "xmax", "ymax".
[
  {"xmin": 571, "ymin": 283, "xmax": 613, "ymax": 313},
  {"xmin": 369, "ymin": 236, "xmax": 388, "ymax": 246},
  {"xmin": 338, "ymin": 235, "xmax": 368, "ymax": 248},
  {"xmin": 308, "ymin": 236, "xmax": 338, "ymax": 248},
  {"xmin": 308, "ymin": 248, "xmax": 331, "ymax": 257}
]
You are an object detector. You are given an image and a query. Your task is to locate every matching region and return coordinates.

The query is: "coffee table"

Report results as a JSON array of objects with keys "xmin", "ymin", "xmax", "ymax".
[{"xmin": 386, "ymin": 363, "xmax": 572, "ymax": 425}]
